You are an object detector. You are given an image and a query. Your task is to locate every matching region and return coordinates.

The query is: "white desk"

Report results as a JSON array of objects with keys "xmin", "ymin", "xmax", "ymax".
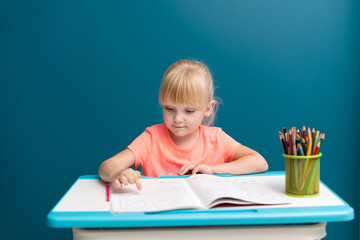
[{"xmin": 47, "ymin": 172, "xmax": 353, "ymax": 240}]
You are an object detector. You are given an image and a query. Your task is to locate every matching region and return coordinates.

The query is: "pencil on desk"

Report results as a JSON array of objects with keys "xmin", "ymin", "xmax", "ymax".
[{"xmin": 106, "ymin": 184, "xmax": 110, "ymax": 202}]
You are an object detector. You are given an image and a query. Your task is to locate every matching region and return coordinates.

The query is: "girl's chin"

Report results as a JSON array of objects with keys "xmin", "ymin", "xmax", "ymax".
[
  {"xmin": 170, "ymin": 128, "xmax": 200, "ymax": 138},
  {"xmin": 170, "ymin": 129, "xmax": 188, "ymax": 137}
]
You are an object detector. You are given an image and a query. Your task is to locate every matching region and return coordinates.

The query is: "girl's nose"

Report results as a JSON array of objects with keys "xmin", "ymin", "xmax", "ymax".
[{"xmin": 174, "ymin": 113, "xmax": 183, "ymax": 122}]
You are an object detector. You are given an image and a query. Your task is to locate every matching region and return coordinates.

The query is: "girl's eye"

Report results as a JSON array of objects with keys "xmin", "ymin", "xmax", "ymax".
[
  {"xmin": 165, "ymin": 107, "xmax": 174, "ymax": 111},
  {"xmin": 185, "ymin": 109, "xmax": 195, "ymax": 114}
]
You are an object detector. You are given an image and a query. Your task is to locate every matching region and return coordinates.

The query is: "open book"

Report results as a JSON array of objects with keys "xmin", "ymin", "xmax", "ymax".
[{"xmin": 110, "ymin": 174, "xmax": 288, "ymax": 213}]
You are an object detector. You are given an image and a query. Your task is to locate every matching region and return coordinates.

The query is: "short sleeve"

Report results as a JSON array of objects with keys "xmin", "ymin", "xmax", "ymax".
[
  {"xmin": 220, "ymin": 130, "xmax": 241, "ymax": 162},
  {"xmin": 127, "ymin": 129, "xmax": 152, "ymax": 169}
]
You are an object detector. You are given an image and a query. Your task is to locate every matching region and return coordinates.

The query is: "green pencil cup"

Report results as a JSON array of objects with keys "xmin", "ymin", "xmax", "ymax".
[{"xmin": 283, "ymin": 153, "xmax": 322, "ymax": 197}]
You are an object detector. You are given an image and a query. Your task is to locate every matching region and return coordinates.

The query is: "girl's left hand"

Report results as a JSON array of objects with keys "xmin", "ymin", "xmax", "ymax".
[{"xmin": 179, "ymin": 164, "xmax": 214, "ymax": 175}]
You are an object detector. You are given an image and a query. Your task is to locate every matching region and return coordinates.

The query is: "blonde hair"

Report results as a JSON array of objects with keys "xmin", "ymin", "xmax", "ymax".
[{"xmin": 159, "ymin": 59, "xmax": 218, "ymax": 126}]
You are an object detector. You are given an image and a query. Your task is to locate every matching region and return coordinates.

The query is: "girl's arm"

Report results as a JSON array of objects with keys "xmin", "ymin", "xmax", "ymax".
[
  {"xmin": 98, "ymin": 149, "xmax": 142, "ymax": 190},
  {"xmin": 212, "ymin": 145, "xmax": 268, "ymax": 174},
  {"xmin": 179, "ymin": 145, "xmax": 268, "ymax": 175}
]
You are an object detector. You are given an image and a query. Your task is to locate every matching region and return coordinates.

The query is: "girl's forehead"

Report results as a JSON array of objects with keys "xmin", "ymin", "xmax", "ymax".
[
  {"xmin": 162, "ymin": 102, "xmax": 197, "ymax": 108},
  {"xmin": 161, "ymin": 93, "xmax": 210, "ymax": 108}
]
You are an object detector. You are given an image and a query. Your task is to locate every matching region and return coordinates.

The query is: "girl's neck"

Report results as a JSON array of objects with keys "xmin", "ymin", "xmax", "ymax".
[{"xmin": 169, "ymin": 127, "xmax": 200, "ymax": 149}]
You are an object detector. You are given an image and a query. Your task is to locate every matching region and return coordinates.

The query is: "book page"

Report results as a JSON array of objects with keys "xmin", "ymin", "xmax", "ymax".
[
  {"xmin": 230, "ymin": 177, "xmax": 288, "ymax": 204},
  {"xmin": 186, "ymin": 174, "xmax": 288, "ymax": 208},
  {"xmin": 110, "ymin": 178, "xmax": 203, "ymax": 213}
]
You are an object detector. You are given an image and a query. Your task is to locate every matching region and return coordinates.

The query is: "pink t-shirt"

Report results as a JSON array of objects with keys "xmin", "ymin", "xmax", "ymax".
[{"xmin": 127, "ymin": 124, "xmax": 241, "ymax": 177}]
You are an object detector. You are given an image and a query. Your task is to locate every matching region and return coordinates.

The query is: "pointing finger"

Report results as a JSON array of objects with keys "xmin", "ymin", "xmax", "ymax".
[{"xmin": 135, "ymin": 177, "xmax": 142, "ymax": 190}]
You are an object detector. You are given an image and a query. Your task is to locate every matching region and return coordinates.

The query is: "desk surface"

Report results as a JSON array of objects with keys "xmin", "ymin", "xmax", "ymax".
[{"xmin": 46, "ymin": 171, "xmax": 353, "ymax": 228}]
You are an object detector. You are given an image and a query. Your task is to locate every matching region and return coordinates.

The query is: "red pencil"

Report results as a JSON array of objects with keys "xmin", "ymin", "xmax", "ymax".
[
  {"xmin": 313, "ymin": 139, "xmax": 321, "ymax": 155},
  {"xmin": 106, "ymin": 184, "xmax": 110, "ymax": 201}
]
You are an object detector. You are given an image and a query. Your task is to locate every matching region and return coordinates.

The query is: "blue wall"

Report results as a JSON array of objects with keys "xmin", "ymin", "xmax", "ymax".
[{"xmin": 1, "ymin": 0, "xmax": 359, "ymax": 239}]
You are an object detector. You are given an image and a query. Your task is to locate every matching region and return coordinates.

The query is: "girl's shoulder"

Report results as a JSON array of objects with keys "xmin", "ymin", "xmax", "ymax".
[
  {"xmin": 201, "ymin": 125, "xmax": 223, "ymax": 138},
  {"xmin": 146, "ymin": 123, "xmax": 165, "ymax": 130},
  {"xmin": 201, "ymin": 124, "xmax": 222, "ymax": 131},
  {"xmin": 201, "ymin": 125, "xmax": 238, "ymax": 145},
  {"xmin": 145, "ymin": 123, "xmax": 168, "ymax": 136}
]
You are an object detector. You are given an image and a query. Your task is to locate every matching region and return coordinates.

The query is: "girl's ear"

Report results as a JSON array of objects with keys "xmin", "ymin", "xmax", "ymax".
[{"xmin": 204, "ymin": 100, "xmax": 216, "ymax": 118}]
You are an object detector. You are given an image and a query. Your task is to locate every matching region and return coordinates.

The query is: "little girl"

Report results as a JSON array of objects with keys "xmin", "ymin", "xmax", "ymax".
[{"xmin": 99, "ymin": 60, "xmax": 268, "ymax": 190}]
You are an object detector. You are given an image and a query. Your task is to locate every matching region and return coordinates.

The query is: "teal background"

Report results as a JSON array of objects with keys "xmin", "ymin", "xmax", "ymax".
[{"xmin": 1, "ymin": 0, "xmax": 358, "ymax": 239}]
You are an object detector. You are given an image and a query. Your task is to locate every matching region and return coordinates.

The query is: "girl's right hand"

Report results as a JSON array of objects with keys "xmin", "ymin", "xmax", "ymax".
[{"xmin": 112, "ymin": 168, "xmax": 142, "ymax": 190}]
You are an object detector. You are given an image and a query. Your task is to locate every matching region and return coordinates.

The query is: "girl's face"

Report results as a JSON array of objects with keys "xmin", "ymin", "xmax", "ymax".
[{"xmin": 162, "ymin": 101, "xmax": 214, "ymax": 140}]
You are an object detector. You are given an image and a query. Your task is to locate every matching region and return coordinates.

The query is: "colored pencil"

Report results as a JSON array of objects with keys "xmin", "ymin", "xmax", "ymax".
[
  {"xmin": 313, "ymin": 130, "xmax": 320, "ymax": 154},
  {"xmin": 283, "ymin": 127, "xmax": 287, "ymax": 142},
  {"xmin": 288, "ymin": 130, "xmax": 293, "ymax": 155},
  {"xmin": 313, "ymin": 140, "xmax": 321, "ymax": 155},
  {"xmin": 312, "ymin": 128, "xmax": 315, "ymax": 143},
  {"xmin": 106, "ymin": 184, "xmax": 110, "ymax": 201},
  {"xmin": 292, "ymin": 132, "xmax": 298, "ymax": 189},
  {"xmin": 302, "ymin": 126, "xmax": 307, "ymax": 141},
  {"xmin": 298, "ymin": 143, "xmax": 305, "ymax": 156},
  {"xmin": 279, "ymin": 131, "xmax": 287, "ymax": 154},
  {"xmin": 318, "ymin": 133, "xmax": 325, "ymax": 153},
  {"xmin": 302, "ymin": 128, "xmax": 313, "ymax": 180},
  {"xmin": 292, "ymin": 133, "xmax": 297, "ymax": 156},
  {"xmin": 306, "ymin": 128, "xmax": 312, "ymax": 156}
]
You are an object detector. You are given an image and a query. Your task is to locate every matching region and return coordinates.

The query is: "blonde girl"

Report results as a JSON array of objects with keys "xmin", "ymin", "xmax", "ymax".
[{"xmin": 99, "ymin": 60, "xmax": 268, "ymax": 190}]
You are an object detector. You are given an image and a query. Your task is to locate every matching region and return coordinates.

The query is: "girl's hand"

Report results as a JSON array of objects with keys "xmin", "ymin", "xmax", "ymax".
[
  {"xmin": 112, "ymin": 168, "xmax": 142, "ymax": 190},
  {"xmin": 179, "ymin": 164, "xmax": 214, "ymax": 175}
]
